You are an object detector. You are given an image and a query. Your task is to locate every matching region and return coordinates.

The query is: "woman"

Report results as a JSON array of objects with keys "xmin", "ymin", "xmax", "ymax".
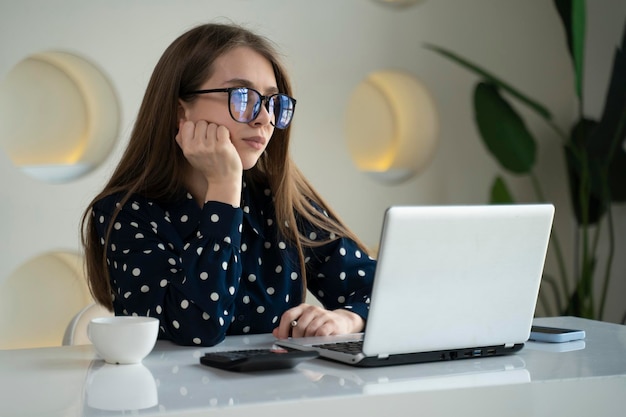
[{"xmin": 81, "ymin": 22, "xmax": 375, "ymax": 347}]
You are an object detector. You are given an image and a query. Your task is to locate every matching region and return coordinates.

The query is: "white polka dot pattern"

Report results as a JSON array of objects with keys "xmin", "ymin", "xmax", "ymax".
[{"xmin": 92, "ymin": 183, "xmax": 375, "ymax": 347}]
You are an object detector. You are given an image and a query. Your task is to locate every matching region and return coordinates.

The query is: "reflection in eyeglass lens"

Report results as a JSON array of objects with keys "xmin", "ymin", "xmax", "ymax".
[
  {"xmin": 229, "ymin": 88, "xmax": 294, "ymax": 128},
  {"xmin": 275, "ymin": 95, "xmax": 294, "ymax": 129},
  {"xmin": 231, "ymin": 89, "xmax": 252, "ymax": 121}
]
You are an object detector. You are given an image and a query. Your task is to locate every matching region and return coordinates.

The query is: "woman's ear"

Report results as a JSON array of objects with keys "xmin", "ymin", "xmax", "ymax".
[{"xmin": 177, "ymin": 99, "xmax": 188, "ymax": 121}]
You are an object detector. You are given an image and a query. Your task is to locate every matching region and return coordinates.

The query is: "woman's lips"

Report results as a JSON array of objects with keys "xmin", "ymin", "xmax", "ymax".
[{"xmin": 242, "ymin": 136, "xmax": 266, "ymax": 150}]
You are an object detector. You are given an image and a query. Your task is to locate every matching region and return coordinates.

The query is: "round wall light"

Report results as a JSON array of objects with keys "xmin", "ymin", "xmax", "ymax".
[
  {"xmin": 345, "ymin": 70, "xmax": 439, "ymax": 183},
  {"xmin": 372, "ymin": 0, "xmax": 425, "ymax": 8},
  {"xmin": 0, "ymin": 251, "xmax": 92, "ymax": 349},
  {"xmin": 0, "ymin": 51, "xmax": 120, "ymax": 183}
]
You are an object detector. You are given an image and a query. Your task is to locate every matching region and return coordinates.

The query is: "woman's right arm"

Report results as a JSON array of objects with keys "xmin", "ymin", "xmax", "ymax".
[{"xmin": 93, "ymin": 196, "xmax": 243, "ymax": 346}]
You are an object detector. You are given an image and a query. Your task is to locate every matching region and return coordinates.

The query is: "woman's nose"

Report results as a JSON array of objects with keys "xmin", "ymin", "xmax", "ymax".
[{"xmin": 251, "ymin": 99, "xmax": 273, "ymax": 127}]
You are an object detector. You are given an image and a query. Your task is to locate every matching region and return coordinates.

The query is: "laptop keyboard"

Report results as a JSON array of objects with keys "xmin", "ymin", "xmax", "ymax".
[{"xmin": 312, "ymin": 340, "xmax": 363, "ymax": 354}]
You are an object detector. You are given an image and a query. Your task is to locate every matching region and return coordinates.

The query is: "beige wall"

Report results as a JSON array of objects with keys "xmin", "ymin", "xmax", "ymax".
[{"xmin": 0, "ymin": 0, "xmax": 624, "ymax": 322}]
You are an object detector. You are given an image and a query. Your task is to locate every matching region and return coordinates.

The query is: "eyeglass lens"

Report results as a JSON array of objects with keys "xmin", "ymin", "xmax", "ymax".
[{"xmin": 229, "ymin": 88, "xmax": 295, "ymax": 129}]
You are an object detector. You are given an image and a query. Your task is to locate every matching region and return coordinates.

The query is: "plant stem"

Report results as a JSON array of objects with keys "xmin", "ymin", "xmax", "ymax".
[
  {"xmin": 546, "ymin": 119, "xmax": 569, "ymax": 144},
  {"xmin": 538, "ymin": 285, "xmax": 554, "ymax": 317},
  {"xmin": 598, "ymin": 111, "xmax": 626, "ymax": 319},
  {"xmin": 598, "ymin": 203, "xmax": 615, "ymax": 320},
  {"xmin": 540, "ymin": 273, "xmax": 563, "ymax": 316},
  {"xmin": 529, "ymin": 171, "xmax": 570, "ymax": 307},
  {"xmin": 576, "ymin": 155, "xmax": 592, "ymax": 317}
]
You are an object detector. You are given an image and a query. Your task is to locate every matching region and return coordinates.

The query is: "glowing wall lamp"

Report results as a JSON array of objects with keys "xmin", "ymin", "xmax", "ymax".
[
  {"xmin": 372, "ymin": 0, "xmax": 425, "ymax": 8},
  {"xmin": 0, "ymin": 251, "xmax": 92, "ymax": 349},
  {"xmin": 345, "ymin": 70, "xmax": 439, "ymax": 183},
  {"xmin": 0, "ymin": 51, "xmax": 119, "ymax": 183}
]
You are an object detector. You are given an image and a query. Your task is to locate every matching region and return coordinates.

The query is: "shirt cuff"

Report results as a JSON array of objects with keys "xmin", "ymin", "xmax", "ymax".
[
  {"xmin": 198, "ymin": 201, "xmax": 243, "ymax": 249},
  {"xmin": 342, "ymin": 302, "xmax": 370, "ymax": 323}
]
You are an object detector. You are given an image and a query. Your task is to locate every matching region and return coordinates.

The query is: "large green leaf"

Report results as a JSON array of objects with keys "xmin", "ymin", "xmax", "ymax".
[
  {"xmin": 564, "ymin": 118, "xmax": 607, "ymax": 225},
  {"xmin": 489, "ymin": 176, "xmax": 516, "ymax": 204},
  {"xmin": 553, "ymin": 0, "xmax": 575, "ymax": 60},
  {"xmin": 608, "ymin": 147, "xmax": 626, "ymax": 202},
  {"xmin": 587, "ymin": 20, "xmax": 626, "ymax": 202},
  {"xmin": 473, "ymin": 82, "xmax": 537, "ymax": 174},
  {"xmin": 424, "ymin": 43, "xmax": 552, "ymax": 121},
  {"xmin": 571, "ymin": 0, "xmax": 586, "ymax": 99},
  {"xmin": 553, "ymin": 0, "xmax": 586, "ymax": 99}
]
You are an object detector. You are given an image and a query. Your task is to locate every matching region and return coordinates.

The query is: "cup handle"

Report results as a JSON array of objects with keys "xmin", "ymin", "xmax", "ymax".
[{"xmin": 87, "ymin": 321, "xmax": 94, "ymax": 343}]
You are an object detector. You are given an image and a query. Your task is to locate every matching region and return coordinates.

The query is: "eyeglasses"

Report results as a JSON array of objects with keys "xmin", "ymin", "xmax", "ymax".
[{"xmin": 185, "ymin": 87, "xmax": 296, "ymax": 129}]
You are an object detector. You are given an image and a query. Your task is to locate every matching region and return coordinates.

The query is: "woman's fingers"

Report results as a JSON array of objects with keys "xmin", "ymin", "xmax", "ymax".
[
  {"xmin": 175, "ymin": 120, "xmax": 242, "ymax": 181},
  {"xmin": 293, "ymin": 312, "xmax": 333, "ymax": 338},
  {"xmin": 273, "ymin": 305, "xmax": 303, "ymax": 339},
  {"xmin": 273, "ymin": 304, "xmax": 359, "ymax": 339}
]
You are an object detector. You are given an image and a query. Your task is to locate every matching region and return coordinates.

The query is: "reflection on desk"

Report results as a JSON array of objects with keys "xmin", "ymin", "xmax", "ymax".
[
  {"xmin": 1, "ymin": 316, "xmax": 625, "ymax": 417},
  {"xmin": 85, "ymin": 362, "xmax": 158, "ymax": 411},
  {"xmin": 304, "ymin": 354, "xmax": 530, "ymax": 396},
  {"xmin": 111, "ymin": 344, "xmax": 530, "ymax": 414}
]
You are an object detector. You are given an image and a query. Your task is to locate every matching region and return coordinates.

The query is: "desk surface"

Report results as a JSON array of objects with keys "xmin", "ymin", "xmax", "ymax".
[{"xmin": 1, "ymin": 316, "xmax": 625, "ymax": 417}]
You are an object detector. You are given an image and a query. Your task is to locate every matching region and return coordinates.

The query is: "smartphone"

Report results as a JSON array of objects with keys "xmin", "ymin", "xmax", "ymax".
[{"xmin": 529, "ymin": 325, "xmax": 586, "ymax": 343}]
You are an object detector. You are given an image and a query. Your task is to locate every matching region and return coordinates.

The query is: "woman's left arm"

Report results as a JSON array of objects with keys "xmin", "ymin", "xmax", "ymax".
[
  {"xmin": 305, "ymin": 236, "xmax": 376, "ymax": 320},
  {"xmin": 272, "ymin": 236, "xmax": 376, "ymax": 338}
]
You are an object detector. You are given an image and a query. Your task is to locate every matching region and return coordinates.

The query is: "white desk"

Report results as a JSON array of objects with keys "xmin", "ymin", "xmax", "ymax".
[{"xmin": 1, "ymin": 316, "xmax": 625, "ymax": 417}]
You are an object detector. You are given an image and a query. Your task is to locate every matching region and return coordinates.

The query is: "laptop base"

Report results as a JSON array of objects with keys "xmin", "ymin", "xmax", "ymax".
[{"xmin": 300, "ymin": 343, "xmax": 525, "ymax": 368}]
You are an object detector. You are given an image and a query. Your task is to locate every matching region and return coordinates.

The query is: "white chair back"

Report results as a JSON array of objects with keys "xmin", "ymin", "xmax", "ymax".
[{"xmin": 62, "ymin": 302, "xmax": 113, "ymax": 345}]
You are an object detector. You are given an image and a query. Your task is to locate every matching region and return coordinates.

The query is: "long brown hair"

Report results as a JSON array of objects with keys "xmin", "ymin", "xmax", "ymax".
[{"xmin": 81, "ymin": 22, "xmax": 369, "ymax": 310}]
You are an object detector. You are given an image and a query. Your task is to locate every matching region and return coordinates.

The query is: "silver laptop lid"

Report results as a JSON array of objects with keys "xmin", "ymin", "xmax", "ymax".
[{"xmin": 363, "ymin": 204, "xmax": 554, "ymax": 357}]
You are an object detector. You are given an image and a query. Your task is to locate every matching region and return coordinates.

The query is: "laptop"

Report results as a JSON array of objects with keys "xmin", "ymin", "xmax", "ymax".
[{"xmin": 277, "ymin": 204, "xmax": 555, "ymax": 367}]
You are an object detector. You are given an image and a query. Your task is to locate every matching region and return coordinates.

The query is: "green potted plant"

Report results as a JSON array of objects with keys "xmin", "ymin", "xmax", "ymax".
[{"xmin": 425, "ymin": 0, "xmax": 626, "ymax": 321}]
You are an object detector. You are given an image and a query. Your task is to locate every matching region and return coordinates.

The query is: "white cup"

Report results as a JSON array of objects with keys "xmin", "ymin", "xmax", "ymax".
[{"xmin": 87, "ymin": 316, "xmax": 159, "ymax": 364}]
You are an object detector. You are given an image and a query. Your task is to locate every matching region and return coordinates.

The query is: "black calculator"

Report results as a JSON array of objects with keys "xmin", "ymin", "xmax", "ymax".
[{"xmin": 200, "ymin": 347, "xmax": 319, "ymax": 372}]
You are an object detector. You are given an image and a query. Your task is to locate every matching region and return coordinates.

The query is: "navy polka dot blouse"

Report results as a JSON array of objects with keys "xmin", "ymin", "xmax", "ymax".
[{"xmin": 92, "ymin": 180, "xmax": 376, "ymax": 346}]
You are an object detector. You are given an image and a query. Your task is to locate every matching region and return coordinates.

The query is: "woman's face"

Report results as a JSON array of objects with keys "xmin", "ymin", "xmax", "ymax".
[{"xmin": 180, "ymin": 46, "xmax": 279, "ymax": 170}]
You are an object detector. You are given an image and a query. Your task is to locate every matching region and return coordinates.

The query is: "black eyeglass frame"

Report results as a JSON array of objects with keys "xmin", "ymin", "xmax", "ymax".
[{"xmin": 184, "ymin": 87, "xmax": 297, "ymax": 129}]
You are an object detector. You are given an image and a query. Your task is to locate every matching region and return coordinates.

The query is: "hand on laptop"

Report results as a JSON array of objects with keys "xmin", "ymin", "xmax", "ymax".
[{"xmin": 272, "ymin": 304, "xmax": 364, "ymax": 339}]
